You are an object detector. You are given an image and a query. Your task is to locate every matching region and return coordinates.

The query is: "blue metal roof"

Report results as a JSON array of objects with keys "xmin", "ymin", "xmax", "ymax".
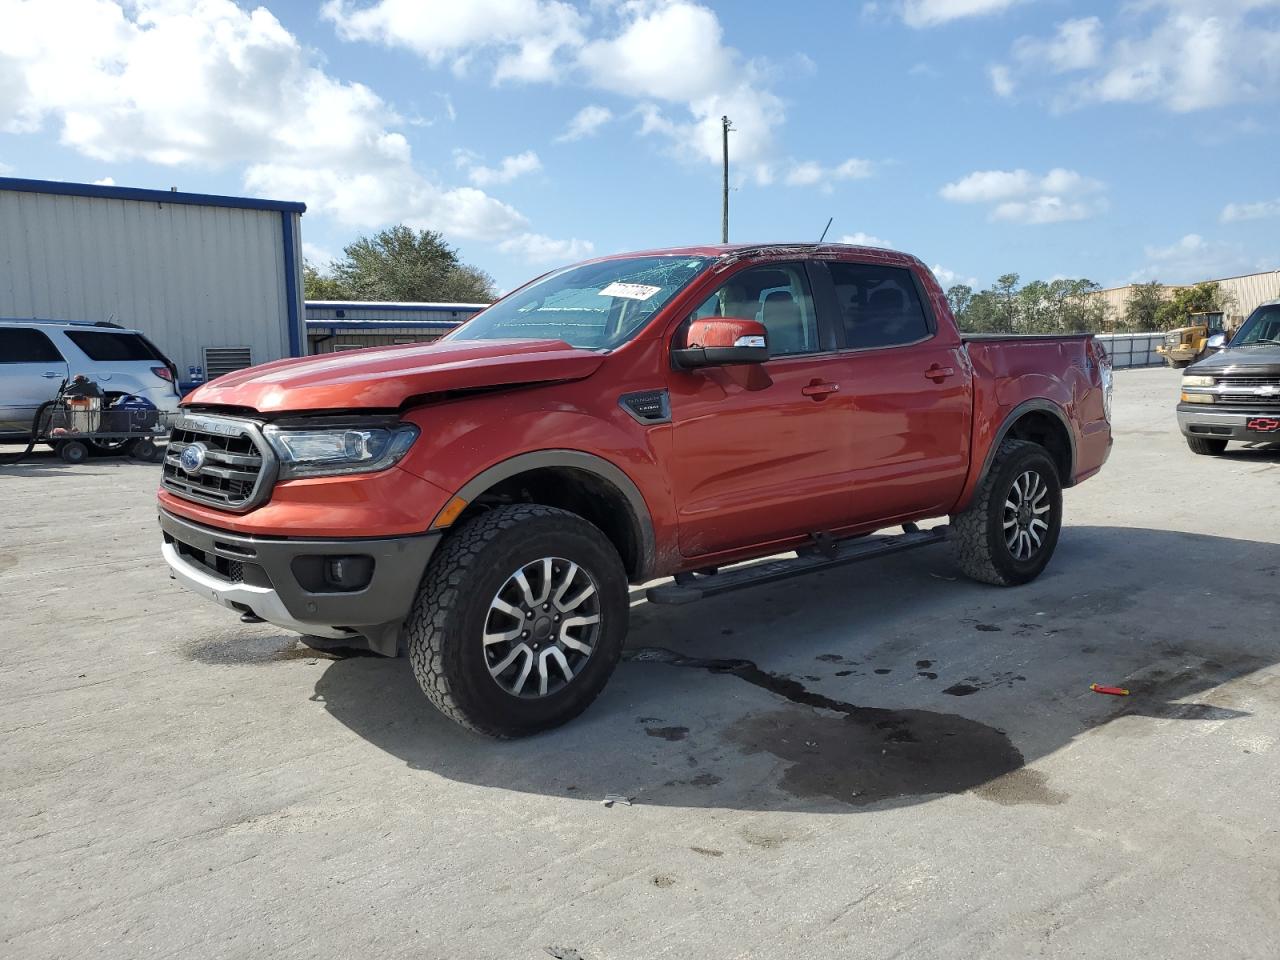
[
  {"xmin": 305, "ymin": 300, "xmax": 488, "ymax": 312},
  {"xmin": 306, "ymin": 319, "xmax": 462, "ymax": 331},
  {"xmin": 0, "ymin": 176, "xmax": 306, "ymax": 214}
]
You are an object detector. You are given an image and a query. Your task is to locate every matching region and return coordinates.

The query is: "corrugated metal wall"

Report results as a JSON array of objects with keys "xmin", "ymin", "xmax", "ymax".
[
  {"xmin": 1092, "ymin": 271, "xmax": 1280, "ymax": 328},
  {"xmin": 0, "ymin": 189, "xmax": 301, "ymax": 380},
  {"xmin": 1216, "ymin": 271, "xmax": 1280, "ymax": 324},
  {"xmin": 307, "ymin": 329, "xmax": 450, "ymax": 353}
]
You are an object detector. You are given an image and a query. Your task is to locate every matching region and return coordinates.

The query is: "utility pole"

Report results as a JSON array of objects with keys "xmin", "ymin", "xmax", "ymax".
[{"xmin": 721, "ymin": 115, "xmax": 733, "ymax": 244}]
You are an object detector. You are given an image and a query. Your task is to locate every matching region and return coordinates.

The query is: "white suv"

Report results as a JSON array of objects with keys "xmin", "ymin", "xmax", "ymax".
[{"xmin": 0, "ymin": 320, "xmax": 181, "ymax": 440}]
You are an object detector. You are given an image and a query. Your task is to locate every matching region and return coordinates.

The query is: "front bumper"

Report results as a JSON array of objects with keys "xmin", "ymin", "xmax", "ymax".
[
  {"xmin": 1176, "ymin": 405, "xmax": 1280, "ymax": 441},
  {"xmin": 159, "ymin": 509, "xmax": 440, "ymax": 655}
]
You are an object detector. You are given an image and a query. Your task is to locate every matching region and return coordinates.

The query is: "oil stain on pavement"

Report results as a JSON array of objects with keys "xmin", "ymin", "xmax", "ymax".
[{"xmin": 623, "ymin": 647, "xmax": 1045, "ymax": 808}]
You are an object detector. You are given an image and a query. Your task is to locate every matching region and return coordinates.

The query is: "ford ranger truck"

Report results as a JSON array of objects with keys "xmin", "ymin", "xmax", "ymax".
[{"xmin": 158, "ymin": 244, "xmax": 1113, "ymax": 737}]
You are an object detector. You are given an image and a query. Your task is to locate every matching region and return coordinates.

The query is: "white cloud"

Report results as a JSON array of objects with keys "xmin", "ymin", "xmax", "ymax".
[
  {"xmin": 988, "ymin": 64, "xmax": 1014, "ymax": 97},
  {"xmin": 0, "ymin": 160, "xmax": 12, "ymax": 175},
  {"xmin": 303, "ymin": 240, "xmax": 338, "ymax": 266},
  {"xmin": 1129, "ymin": 232, "xmax": 1268, "ymax": 283},
  {"xmin": 1012, "ymin": 17, "xmax": 1102, "ymax": 73},
  {"xmin": 0, "ymin": 0, "xmax": 583, "ymax": 254},
  {"xmin": 940, "ymin": 167, "xmax": 1107, "ymax": 224},
  {"xmin": 497, "ymin": 232, "xmax": 594, "ymax": 264},
  {"xmin": 457, "ymin": 149, "xmax": 542, "ymax": 186},
  {"xmin": 330, "ymin": 0, "xmax": 791, "ymax": 184},
  {"xmin": 840, "ymin": 232, "xmax": 892, "ymax": 247},
  {"xmin": 92, "ymin": 176, "xmax": 115, "ymax": 185},
  {"xmin": 898, "ymin": 0, "xmax": 1021, "ymax": 29},
  {"xmin": 1221, "ymin": 198, "xmax": 1280, "ymax": 222},
  {"xmin": 932, "ymin": 264, "xmax": 978, "ymax": 287},
  {"xmin": 556, "ymin": 104, "xmax": 612, "ymax": 141},
  {"xmin": 785, "ymin": 157, "xmax": 875, "ymax": 190},
  {"xmin": 322, "ymin": 0, "xmax": 585, "ymax": 84},
  {"xmin": 580, "ymin": 2, "xmax": 783, "ymax": 179},
  {"xmin": 992, "ymin": 4, "xmax": 1280, "ymax": 113}
]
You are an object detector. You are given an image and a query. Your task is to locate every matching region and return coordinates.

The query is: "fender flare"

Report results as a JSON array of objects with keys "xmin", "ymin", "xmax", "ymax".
[
  {"xmin": 972, "ymin": 399, "xmax": 1077, "ymax": 496},
  {"xmin": 443, "ymin": 449, "xmax": 658, "ymax": 580}
]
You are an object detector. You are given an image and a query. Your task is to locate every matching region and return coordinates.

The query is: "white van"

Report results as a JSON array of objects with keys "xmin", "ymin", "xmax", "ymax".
[{"xmin": 0, "ymin": 320, "xmax": 181, "ymax": 440}]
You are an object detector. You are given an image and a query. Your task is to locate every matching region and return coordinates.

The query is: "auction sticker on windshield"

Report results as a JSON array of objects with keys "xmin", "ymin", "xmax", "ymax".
[{"xmin": 600, "ymin": 282, "xmax": 662, "ymax": 301}]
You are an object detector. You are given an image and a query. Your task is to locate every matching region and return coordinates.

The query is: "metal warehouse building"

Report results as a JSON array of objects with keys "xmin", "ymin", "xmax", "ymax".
[
  {"xmin": 0, "ymin": 177, "xmax": 305, "ymax": 388},
  {"xmin": 305, "ymin": 301, "xmax": 486, "ymax": 353},
  {"xmin": 1094, "ymin": 269, "xmax": 1280, "ymax": 328}
]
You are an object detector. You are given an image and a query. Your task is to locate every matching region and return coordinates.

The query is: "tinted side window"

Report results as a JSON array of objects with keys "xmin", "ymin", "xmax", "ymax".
[
  {"xmin": 827, "ymin": 262, "xmax": 931, "ymax": 349},
  {"xmin": 64, "ymin": 330, "xmax": 162, "ymax": 361},
  {"xmin": 690, "ymin": 263, "xmax": 821, "ymax": 356},
  {"xmin": 0, "ymin": 328, "xmax": 65, "ymax": 364}
]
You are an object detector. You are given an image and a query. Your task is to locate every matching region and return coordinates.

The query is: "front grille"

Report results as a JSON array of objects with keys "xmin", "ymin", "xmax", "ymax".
[
  {"xmin": 162, "ymin": 415, "xmax": 274, "ymax": 511},
  {"xmin": 1218, "ymin": 393, "xmax": 1280, "ymax": 406},
  {"xmin": 1214, "ymin": 376, "xmax": 1280, "ymax": 407},
  {"xmin": 1216, "ymin": 377, "xmax": 1280, "ymax": 388}
]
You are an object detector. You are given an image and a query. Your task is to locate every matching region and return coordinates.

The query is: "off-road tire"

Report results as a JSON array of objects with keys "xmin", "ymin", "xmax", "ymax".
[
  {"xmin": 1186, "ymin": 435, "xmax": 1228, "ymax": 456},
  {"xmin": 1169, "ymin": 358, "xmax": 1192, "ymax": 369},
  {"xmin": 406, "ymin": 504, "xmax": 628, "ymax": 738},
  {"xmin": 950, "ymin": 439, "xmax": 1063, "ymax": 586}
]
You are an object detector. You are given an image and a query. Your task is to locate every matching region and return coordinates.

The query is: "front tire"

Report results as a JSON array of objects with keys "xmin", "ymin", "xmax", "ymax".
[
  {"xmin": 406, "ymin": 504, "xmax": 628, "ymax": 738},
  {"xmin": 950, "ymin": 439, "xmax": 1063, "ymax": 586},
  {"xmin": 1186, "ymin": 436, "xmax": 1228, "ymax": 456}
]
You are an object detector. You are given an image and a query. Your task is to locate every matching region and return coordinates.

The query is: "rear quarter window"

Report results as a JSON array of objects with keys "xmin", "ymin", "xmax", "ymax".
[{"xmin": 64, "ymin": 330, "xmax": 165, "ymax": 362}]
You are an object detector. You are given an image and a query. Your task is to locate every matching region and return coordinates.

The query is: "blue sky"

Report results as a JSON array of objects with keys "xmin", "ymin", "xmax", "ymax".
[{"xmin": 2, "ymin": 0, "xmax": 1278, "ymax": 293}]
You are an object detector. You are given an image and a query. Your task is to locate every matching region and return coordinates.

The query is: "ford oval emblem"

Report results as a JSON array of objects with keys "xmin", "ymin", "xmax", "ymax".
[{"xmin": 179, "ymin": 441, "xmax": 208, "ymax": 475}]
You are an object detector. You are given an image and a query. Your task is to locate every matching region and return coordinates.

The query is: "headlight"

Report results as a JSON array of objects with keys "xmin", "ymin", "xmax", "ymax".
[
  {"xmin": 1180, "ymin": 392, "xmax": 1215, "ymax": 404},
  {"xmin": 1182, "ymin": 375, "xmax": 1214, "ymax": 386},
  {"xmin": 264, "ymin": 422, "xmax": 419, "ymax": 478}
]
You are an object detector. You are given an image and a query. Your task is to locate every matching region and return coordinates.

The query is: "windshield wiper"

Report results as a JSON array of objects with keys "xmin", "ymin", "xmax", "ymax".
[{"xmin": 1241, "ymin": 338, "xmax": 1280, "ymax": 345}]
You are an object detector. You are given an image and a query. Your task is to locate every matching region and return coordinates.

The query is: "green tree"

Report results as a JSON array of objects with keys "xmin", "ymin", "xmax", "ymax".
[
  {"xmin": 1154, "ymin": 281, "xmax": 1231, "ymax": 331},
  {"xmin": 303, "ymin": 260, "xmax": 346, "ymax": 300},
  {"xmin": 994, "ymin": 273, "xmax": 1021, "ymax": 332},
  {"xmin": 945, "ymin": 284, "xmax": 973, "ymax": 320},
  {"xmin": 305, "ymin": 225, "xmax": 496, "ymax": 303},
  {"xmin": 1122, "ymin": 281, "xmax": 1165, "ymax": 331}
]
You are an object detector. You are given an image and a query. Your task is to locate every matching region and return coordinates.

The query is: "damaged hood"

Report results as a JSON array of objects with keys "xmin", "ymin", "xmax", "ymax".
[{"xmin": 185, "ymin": 338, "xmax": 605, "ymax": 413}]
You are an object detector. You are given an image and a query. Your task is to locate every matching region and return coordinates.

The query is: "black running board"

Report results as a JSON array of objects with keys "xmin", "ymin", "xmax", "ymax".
[{"xmin": 645, "ymin": 525, "xmax": 950, "ymax": 605}]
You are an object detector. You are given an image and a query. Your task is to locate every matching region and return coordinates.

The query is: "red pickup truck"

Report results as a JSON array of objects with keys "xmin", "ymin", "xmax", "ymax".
[{"xmin": 158, "ymin": 243, "xmax": 1112, "ymax": 736}]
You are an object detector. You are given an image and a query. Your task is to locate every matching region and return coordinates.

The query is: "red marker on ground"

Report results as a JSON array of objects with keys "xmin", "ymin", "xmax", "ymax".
[{"xmin": 1090, "ymin": 683, "xmax": 1130, "ymax": 696}]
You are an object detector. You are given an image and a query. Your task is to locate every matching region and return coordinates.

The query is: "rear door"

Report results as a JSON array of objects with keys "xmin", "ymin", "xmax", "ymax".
[
  {"xmin": 666, "ymin": 261, "xmax": 854, "ymax": 558},
  {"xmin": 813, "ymin": 259, "xmax": 973, "ymax": 523},
  {"xmin": 0, "ymin": 327, "xmax": 69, "ymax": 435}
]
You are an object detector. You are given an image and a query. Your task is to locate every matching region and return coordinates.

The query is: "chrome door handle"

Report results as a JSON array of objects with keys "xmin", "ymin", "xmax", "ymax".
[
  {"xmin": 924, "ymin": 365, "xmax": 955, "ymax": 382},
  {"xmin": 42, "ymin": 372, "xmax": 62, "ymax": 378}
]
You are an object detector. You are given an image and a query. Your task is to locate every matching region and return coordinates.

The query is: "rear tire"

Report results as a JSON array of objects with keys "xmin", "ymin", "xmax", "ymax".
[
  {"xmin": 1186, "ymin": 436, "xmax": 1228, "ymax": 456},
  {"xmin": 950, "ymin": 439, "xmax": 1063, "ymax": 586},
  {"xmin": 406, "ymin": 504, "xmax": 628, "ymax": 738}
]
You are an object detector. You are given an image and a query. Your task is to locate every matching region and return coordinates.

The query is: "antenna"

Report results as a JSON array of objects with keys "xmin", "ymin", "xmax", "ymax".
[{"xmin": 818, "ymin": 217, "xmax": 833, "ymax": 243}]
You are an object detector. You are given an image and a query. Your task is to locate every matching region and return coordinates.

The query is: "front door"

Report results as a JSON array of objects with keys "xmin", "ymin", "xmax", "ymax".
[
  {"xmin": 667, "ymin": 262, "xmax": 852, "ymax": 558},
  {"xmin": 0, "ymin": 327, "xmax": 69, "ymax": 435}
]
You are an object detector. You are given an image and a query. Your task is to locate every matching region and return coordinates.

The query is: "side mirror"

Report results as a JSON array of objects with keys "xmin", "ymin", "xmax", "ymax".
[
  {"xmin": 1206, "ymin": 332, "xmax": 1227, "ymax": 351},
  {"xmin": 672, "ymin": 317, "xmax": 770, "ymax": 369}
]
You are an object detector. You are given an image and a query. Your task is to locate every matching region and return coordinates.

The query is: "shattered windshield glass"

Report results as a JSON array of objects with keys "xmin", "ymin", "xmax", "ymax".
[{"xmin": 447, "ymin": 256, "xmax": 712, "ymax": 350}]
